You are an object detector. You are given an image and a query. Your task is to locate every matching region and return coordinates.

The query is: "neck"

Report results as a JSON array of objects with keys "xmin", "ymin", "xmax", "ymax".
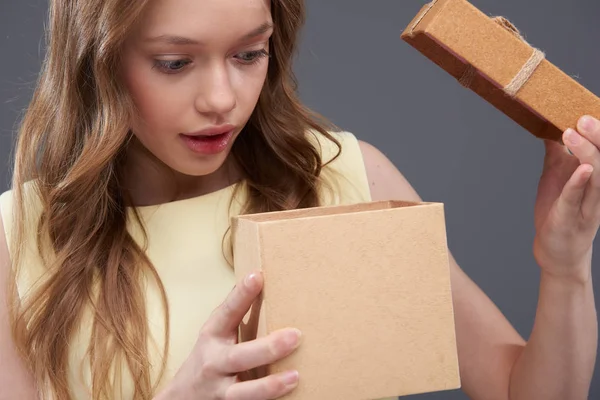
[{"xmin": 121, "ymin": 138, "xmax": 241, "ymax": 207}]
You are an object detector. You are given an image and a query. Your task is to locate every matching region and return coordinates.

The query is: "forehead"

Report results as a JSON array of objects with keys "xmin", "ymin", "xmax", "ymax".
[{"xmin": 135, "ymin": 0, "xmax": 272, "ymax": 41}]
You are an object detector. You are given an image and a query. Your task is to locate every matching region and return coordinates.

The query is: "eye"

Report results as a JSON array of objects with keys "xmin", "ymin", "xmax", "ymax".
[
  {"xmin": 234, "ymin": 50, "xmax": 270, "ymax": 66},
  {"xmin": 153, "ymin": 59, "xmax": 192, "ymax": 74}
]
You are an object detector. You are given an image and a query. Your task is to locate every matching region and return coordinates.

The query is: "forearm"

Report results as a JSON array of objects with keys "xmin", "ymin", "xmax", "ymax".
[{"xmin": 508, "ymin": 271, "xmax": 597, "ymax": 400}]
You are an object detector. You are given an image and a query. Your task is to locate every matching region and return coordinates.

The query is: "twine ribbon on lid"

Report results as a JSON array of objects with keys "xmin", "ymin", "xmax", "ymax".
[{"xmin": 408, "ymin": 0, "xmax": 546, "ymax": 98}]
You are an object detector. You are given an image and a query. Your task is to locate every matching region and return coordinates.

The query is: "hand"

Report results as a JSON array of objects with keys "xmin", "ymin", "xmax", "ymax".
[
  {"xmin": 155, "ymin": 271, "xmax": 302, "ymax": 400},
  {"xmin": 533, "ymin": 115, "xmax": 600, "ymax": 284}
]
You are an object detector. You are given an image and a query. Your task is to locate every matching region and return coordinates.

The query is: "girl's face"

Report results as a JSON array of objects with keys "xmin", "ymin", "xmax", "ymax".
[{"xmin": 121, "ymin": 0, "xmax": 272, "ymax": 177}]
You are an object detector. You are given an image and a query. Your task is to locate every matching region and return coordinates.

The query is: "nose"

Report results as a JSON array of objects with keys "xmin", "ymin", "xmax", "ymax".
[{"xmin": 195, "ymin": 62, "xmax": 236, "ymax": 116}]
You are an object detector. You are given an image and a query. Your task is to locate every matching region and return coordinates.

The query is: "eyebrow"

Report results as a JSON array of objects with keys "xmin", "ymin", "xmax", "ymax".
[{"xmin": 145, "ymin": 22, "xmax": 274, "ymax": 46}]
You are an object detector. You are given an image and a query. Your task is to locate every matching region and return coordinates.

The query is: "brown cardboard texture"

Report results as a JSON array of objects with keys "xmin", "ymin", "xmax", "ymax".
[
  {"xmin": 231, "ymin": 200, "xmax": 460, "ymax": 399},
  {"xmin": 401, "ymin": 0, "xmax": 600, "ymax": 142}
]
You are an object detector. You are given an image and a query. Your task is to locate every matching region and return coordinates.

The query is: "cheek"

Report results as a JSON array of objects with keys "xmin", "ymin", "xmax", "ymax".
[
  {"xmin": 122, "ymin": 59, "xmax": 191, "ymax": 134},
  {"xmin": 230, "ymin": 63, "xmax": 269, "ymax": 114}
]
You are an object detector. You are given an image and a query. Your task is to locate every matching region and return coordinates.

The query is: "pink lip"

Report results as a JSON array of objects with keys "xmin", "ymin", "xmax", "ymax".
[
  {"xmin": 183, "ymin": 124, "xmax": 236, "ymax": 137},
  {"xmin": 179, "ymin": 125, "xmax": 236, "ymax": 155}
]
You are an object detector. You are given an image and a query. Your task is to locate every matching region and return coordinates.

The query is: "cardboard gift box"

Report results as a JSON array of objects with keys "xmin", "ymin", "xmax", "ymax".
[
  {"xmin": 401, "ymin": 0, "xmax": 600, "ymax": 142},
  {"xmin": 232, "ymin": 200, "xmax": 461, "ymax": 399}
]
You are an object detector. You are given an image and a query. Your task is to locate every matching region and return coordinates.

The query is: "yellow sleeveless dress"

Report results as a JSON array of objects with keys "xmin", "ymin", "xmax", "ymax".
[{"xmin": 1, "ymin": 130, "xmax": 396, "ymax": 400}]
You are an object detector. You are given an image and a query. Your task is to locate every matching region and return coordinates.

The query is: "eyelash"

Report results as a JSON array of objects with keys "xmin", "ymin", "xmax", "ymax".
[{"xmin": 153, "ymin": 50, "xmax": 271, "ymax": 74}]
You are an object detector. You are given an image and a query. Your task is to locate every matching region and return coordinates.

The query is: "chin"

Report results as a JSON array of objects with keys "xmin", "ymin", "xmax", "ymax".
[{"xmin": 170, "ymin": 153, "xmax": 232, "ymax": 178}]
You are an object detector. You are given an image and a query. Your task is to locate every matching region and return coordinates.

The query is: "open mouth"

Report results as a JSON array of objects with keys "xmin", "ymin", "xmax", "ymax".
[{"xmin": 180, "ymin": 130, "xmax": 234, "ymax": 154}]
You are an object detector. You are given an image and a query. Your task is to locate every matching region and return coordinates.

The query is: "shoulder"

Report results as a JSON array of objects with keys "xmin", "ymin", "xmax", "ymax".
[
  {"xmin": 1, "ymin": 181, "xmax": 42, "ymax": 214},
  {"xmin": 356, "ymin": 139, "xmax": 423, "ymax": 203},
  {"xmin": 0, "ymin": 190, "xmax": 10, "ymax": 263},
  {"xmin": 0, "ymin": 189, "xmax": 14, "ymax": 238},
  {"xmin": 308, "ymin": 129, "xmax": 362, "ymax": 164},
  {"xmin": 312, "ymin": 128, "xmax": 422, "ymax": 203},
  {"xmin": 0, "ymin": 181, "xmax": 44, "ymax": 250},
  {"xmin": 0, "ymin": 187, "xmax": 39, "ymax": 396},
  {"xmin": 309, "ymin": 129, "xmax": 423, "ymax": 205},
  {"xmin": 309, "ymin": 130, "xmax": 373, "ymax": 204}
]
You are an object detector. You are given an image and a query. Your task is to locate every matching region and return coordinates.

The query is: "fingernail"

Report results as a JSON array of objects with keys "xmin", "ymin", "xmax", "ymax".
[
  {"xmin": 285, "ymin": 328, "xmax": 302, "ymax": 348},
  {"xmin": 564, "ymin": 128, "xmax": 580, "ymax": 146},
  {"xmin": 578, "ymin": 115, "xmax": 596, "ymax": 134},
  {"xmin": 280, "ymin": 370, "xmax": 299, "ymax": 386},
  {"xmin": 244, "ymin": 272, "xmax": 258, "ymax": 289}
]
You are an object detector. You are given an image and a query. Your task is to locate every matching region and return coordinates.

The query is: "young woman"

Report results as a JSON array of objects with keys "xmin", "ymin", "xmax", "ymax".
[{"xmin": 0, "ymin": 0, "xmax": 597, "ymax": 399}]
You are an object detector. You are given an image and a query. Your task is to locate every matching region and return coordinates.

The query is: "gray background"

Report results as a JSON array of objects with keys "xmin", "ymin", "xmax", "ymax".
[{"xmin": 1, "ymin": 0, "xmax": 599, "ymax": 399}]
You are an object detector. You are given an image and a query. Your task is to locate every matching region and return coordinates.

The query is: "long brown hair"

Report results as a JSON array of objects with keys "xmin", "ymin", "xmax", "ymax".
[{"xmin": 8, "ymin": 0, "xmax": 340, "ymax": 399}]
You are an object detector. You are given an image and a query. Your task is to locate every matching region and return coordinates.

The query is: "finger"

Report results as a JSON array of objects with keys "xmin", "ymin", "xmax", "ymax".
[
  {"xmin": 567, "ymin": 117, "xmax": 600, "ymax": 166},
  {"xmin": 575, "ymin": 116, "xmax": 600, "ymax": 215},
  {"xmin": 220, "ymin": 328, "xmax": 302, "ymax": 374},
  {"xmin": 555, "ymin": 163, "xmax": 594, "ymax": 219},
  {"xmin": 564, "ymin": 125, "xmax": 600, "ymax": 212},
  {"xmin": 225, "ymin": 370, "xmax": 299, "ymax": 400},
  {"xmin": 577, "ymin": 116, "xmax": 600, "ymax": 147},
  {"xmin": 204, "ymin": 271, "xmax": 264, "ymax": 337}
]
